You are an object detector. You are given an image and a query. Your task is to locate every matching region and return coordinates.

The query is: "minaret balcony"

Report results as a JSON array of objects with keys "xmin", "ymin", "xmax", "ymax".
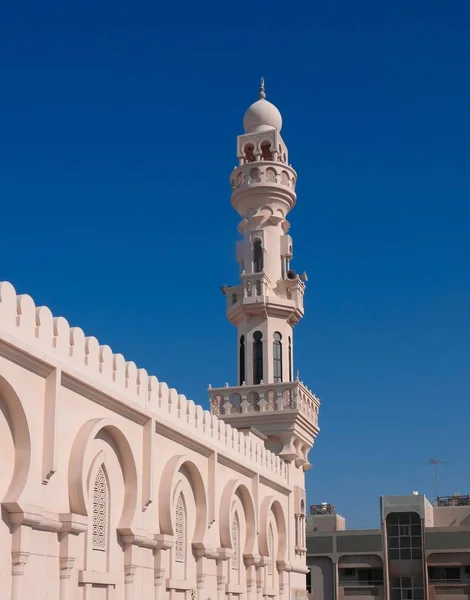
[
  {"xmin": 224, "ymin": 274, "xmax": 305, "ymax": 325},
  {"xmin": 230, "ymin": 162, "xmax": 297, "ymax": 205},
  {"xmin": 208, "ymin": 380, "xmax": 320, "ymax": 430}
]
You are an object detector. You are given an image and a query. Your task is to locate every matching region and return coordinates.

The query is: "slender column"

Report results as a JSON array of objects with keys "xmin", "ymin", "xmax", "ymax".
[
  {"xmin": 11, "ymin": 551, "xmax": 29, "ymax": 600},
  {"xmin": 59, "ymin": 557, "xmax": 75, "ymax": 600},
  {"xmin": 59, "ymin": 513, "xmax": 88, "ymax": 600},
  {"xmin": 217, "ymin": 574, "xmax": 226, "ymax": 600},
  {"xmin": 256, "ymin": 566, "xmax": 264, "ymax": 600},
  {"xmin": 197, "ymin": 573, "xmax": 207, "ymax": 600},
  {"xmin": 154, "ymin": 568, "xmax": 166, "ymax": 600},
  {"xmin": 124, "ymin": 564, "xmax": 137, "ymax": 600}
]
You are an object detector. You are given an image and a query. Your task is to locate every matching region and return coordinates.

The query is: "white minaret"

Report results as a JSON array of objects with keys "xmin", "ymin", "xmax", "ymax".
[{"xmin": 209, "ymin": 81, "xmax": 320, "ymax": 469}]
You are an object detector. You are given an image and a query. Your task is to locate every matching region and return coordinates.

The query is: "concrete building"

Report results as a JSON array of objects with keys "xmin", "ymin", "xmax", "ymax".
[
  {"xmin": 306, "ymin": 493, "xmax": 470, "ymax": 600},
  {"xmin": 0, "ymin": 81, "xmax": 318, "ymax": 600}
]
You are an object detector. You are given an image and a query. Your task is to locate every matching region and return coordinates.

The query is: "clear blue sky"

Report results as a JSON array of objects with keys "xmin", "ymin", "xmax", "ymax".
[{"xmin": 1, "ymin": 1, "xmax": 469, "ymax": 529}]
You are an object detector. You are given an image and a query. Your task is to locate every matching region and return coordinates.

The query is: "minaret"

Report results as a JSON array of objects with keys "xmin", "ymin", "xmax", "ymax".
[{"xmin": 209, "ymin": 80, "xmax": 320, "ymax": 469}]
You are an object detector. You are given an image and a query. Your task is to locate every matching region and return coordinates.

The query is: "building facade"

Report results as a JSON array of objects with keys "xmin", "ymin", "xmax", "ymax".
[
  {"xmin": 0, "ymin": 83, "xmax": 319, "ymax": 600},
  {"xmin": 306, "ymin": 493, "xmax": 470, "ymax": 600}
]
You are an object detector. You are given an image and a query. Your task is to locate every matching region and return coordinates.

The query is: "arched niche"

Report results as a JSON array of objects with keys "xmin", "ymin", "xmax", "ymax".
[
  {"xmin": 259, "ymin": 497, "xmax": 287, "ymax": 562},
  {"xmin": 68, "ymin": 418, "xmax": 138, "ymax": 530},
  {"xmin": 158, "ymin": 455, "xmax": 207, "ymax": 545},
  {"xmin": 0, "ymin": 374, "xmax": 31, "ymax": 505},
  {"xmin": 219, "ymin": 480, "xmax": 256, "ymax": 554}
]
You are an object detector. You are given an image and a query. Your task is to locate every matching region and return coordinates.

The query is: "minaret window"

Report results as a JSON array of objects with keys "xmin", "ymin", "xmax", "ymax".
[
  {"xmin": 273, "ymin": 332, "xmax": 283, "ymax": 383},
  {"xmin": 253, "ymin": 331, "xmax": 263, "ymax": 384},
  {"xmin": 261, "ymin": 141, "xmax": 273, "ymax": 161},
  {"xmin": 253, "ymin": 240, "xmax": 263, "ymax": 273},
  {"xmin": 244, "ymin": 144, "xmax": 255, "ymax": 163},
  {"xmin": 288, "ymin": 336, "xmax": 292, "ymax": 381},
  {"xmin": 239, "ymin": 335, "xmax": 245, "ymax": 385}
]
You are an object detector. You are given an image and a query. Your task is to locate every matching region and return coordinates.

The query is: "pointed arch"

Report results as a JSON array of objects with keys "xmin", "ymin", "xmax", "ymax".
[
  {"xmin": 159, "ymin": 455, "xmax": 207, "ymax": 544},
  {"xmin": 219, "ymin": 480, "xmax": 256, "ymax": 554},
  {"xmin": 0, "ymin": 375, "xmax": 31, "ymax": 505},
  {"xmin": 259, "ymin": 497, "xmax": 287, "ymax": 562},
  {"xmin": 68, "ymin": 418, "xmax": 138, "ymax": 529}
]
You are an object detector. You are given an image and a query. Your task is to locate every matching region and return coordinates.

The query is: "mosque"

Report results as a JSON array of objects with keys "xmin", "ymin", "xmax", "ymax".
[{"xmin": 0, "ymin": 81, "xmax": 320, "ymax": 600}]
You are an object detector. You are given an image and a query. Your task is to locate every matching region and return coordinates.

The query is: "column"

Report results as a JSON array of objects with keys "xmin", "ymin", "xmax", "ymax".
[
  {"xmin": 154, "ymin": 568, "xmax": 166, "ymax": 600},
  {"xmin": 11, "ymin": 551, "xmax": 29, "ymax": 600},
  {"xmin": 124, "ymin": 564, "xmax": 137, "ymax": 600},
  {"xmin": 59, "ymin": 557, "xmax": 75, "ymax": 600}
]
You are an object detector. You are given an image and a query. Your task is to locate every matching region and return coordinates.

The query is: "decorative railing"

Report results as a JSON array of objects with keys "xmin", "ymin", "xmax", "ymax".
[
  {"xmin": 230, "ymin": 162, "xmax": 297, "ymax": 195},
  {"xmin": 209, "ymin": 380, "xmax": 320, "ymax": 428},
  {"xmin": 429, "ymin": 579, "xmax": 464, "ymax": 585}
]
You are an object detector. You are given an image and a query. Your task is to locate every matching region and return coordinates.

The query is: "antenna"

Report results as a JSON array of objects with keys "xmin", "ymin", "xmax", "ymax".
[{"xmin": 428, "ymin": 458, "xmax": 451, "ymax": 503}]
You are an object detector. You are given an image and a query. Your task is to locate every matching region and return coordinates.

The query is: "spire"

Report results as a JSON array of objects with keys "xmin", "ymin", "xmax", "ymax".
[{"xmin": 259, "ymin": 77, "xmax": 266, "ymax": 99}]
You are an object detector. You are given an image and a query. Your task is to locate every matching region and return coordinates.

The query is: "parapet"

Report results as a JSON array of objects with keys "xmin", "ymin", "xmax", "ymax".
[{"xmin": 0, "ymin": 281, "xmax": 288, "ymax": 482}]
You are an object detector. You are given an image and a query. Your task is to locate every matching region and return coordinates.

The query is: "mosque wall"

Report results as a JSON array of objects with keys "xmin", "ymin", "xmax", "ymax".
[{"xmin": 0, "ymin": 281, "xmax": 309, "ymax": 600}]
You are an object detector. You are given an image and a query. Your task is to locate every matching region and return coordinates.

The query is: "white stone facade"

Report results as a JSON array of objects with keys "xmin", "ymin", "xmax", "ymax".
[{"xmin": 0, "ymin": 83, "xmax": 316, "ymax": 600}]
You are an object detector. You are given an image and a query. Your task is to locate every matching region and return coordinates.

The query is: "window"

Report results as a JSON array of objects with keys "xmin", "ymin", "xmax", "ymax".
[
  {"xmin": 261, "ymin": 142, "xmax": 273, "ymax": 161},
  {"xmin": 239, "ymin": 336, "xmax": 245, "ymax": 385},
  {"xmin": 244, "ymin": 144, "xmax": 255, "ymax": 163},
  {"xmin": 288, "ymin": 336, "xmax": 292, "ymax": 381},
  {"xmin": 253, "ymin": 240, "xmax": 263, "ymax": 273},
  {"xmin": 232, "ymin": 514, "xmax": 239, "ymax": 571},
  {"xmin": 273, "ymin": 332, "xmax": 282, "ymax": 383},
  {"xmin": 387, "ymin": 513, "xmax": 422, "ymax": 560},
  {"xmin": 390, "ymin": 576, "xmax": 424, "ymax": 600},
  {"xmin": 253, "ymin": 331, "xmax": 263, "ymax": 384},
  {"xmin": 92, "ymin": 466, "xmax": 108, "ymax": 551},
  {"xmin": 268, "ymin": 524, "xmax": 274, "ymax": 575},
  {"xmin": 175, "ymin": 493, "xmax": 186, "ymax": 563}
]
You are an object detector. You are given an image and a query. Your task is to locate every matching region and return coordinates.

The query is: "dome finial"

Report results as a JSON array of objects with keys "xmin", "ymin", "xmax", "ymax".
[{"xmin": 259, "ymin": 77, "xmax": 266, "ymax": 99}]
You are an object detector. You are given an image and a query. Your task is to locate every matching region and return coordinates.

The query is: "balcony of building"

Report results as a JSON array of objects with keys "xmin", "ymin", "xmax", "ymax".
[
  {"xmin": 428, "ymin": 566, "xmax": 470, "ymax": 597},
  {"xmin": 338, "ymin": 567, "xmax": 384, "ymax": 599},
  {"xmin": 209, "ymin": 379, "xmax": 320, "ymax": 427}
]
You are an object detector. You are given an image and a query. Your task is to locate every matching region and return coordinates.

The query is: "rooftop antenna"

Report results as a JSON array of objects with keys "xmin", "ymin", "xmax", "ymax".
[{"xmin": 428, "ymin": 458, "xmax": 451, "ymax": 503}]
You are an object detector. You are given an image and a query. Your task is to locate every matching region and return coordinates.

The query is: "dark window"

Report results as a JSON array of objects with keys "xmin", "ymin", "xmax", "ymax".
[
  {"xmin": 253, "ymin": 240, "xmax": 263, "ymax": 273},
  {"xmin": 273, "ymin": 332, "xmax": 282, "ymax": 383},
  {"xmin": 244, "ymin": 144, "xmax": 255, "ymax": 163},
  {"xmin": 253, "ymin": 331, "xmax": 263, "ymax": 384},
  {"xmin": 386, "ymin": 512, "xmax": 422, "ymax": 560},
  {"xmin": 239, "ymin": 336, "xmax": 245, "ymax": 385},
  {"xmin": 261, "ymin": 142, "xmax": 273, "ymax": 161},
  {"xmin": 288, "ymin": 336, "xmax": 292, "ymax": 381}
]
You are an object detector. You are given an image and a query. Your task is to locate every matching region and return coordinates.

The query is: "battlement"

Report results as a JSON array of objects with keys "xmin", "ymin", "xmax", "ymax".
[{"xmin": 0, "ymin": 281, "xmax": 288, "ymax": 482}]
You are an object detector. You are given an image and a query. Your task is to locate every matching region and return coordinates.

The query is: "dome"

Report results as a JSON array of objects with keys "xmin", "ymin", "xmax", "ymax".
[{"xmin": 243, "ymin": 79, "xmax": 283, "ymax": 134}]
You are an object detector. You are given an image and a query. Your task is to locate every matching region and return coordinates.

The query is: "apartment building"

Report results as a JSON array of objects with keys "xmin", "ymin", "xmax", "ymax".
[{"xmin": 306, "ymin": 493, "xmax": 470, "ymax": 600}]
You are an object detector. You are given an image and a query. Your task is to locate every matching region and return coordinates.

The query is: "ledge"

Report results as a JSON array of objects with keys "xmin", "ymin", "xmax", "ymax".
[
  {"xmin": 226, "ymin": 583, "xmax": 246, "ymax": 594},
  {"xmin": 166, "ymin": 579, "xmax": 194, "ymax": 591},
  {"xmin": 78, "ymin": 570, "xmax": 118, "ymax": 586}
]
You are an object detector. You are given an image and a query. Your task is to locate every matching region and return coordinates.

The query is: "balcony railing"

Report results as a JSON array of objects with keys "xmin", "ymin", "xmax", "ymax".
[
  {"xmin": 429, "ymin": 579, "xmax": 464, "ymax": 585},
  {"xmin": 209, "ymin": 380, "xmax": 320, "ymax": 427},
  {"xmin": 339, "ymin": 581, "xmax": 384, "ymax": 587},
  {"xmin": 310, "ymin": 503, "xmax": 335, "ymax": 515}
]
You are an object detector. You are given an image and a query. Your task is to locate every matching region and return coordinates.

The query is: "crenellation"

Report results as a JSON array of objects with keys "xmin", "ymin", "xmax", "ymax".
[{"xmin": 0, "ymin": 280, "xmax": 288, "ymax": 480}]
